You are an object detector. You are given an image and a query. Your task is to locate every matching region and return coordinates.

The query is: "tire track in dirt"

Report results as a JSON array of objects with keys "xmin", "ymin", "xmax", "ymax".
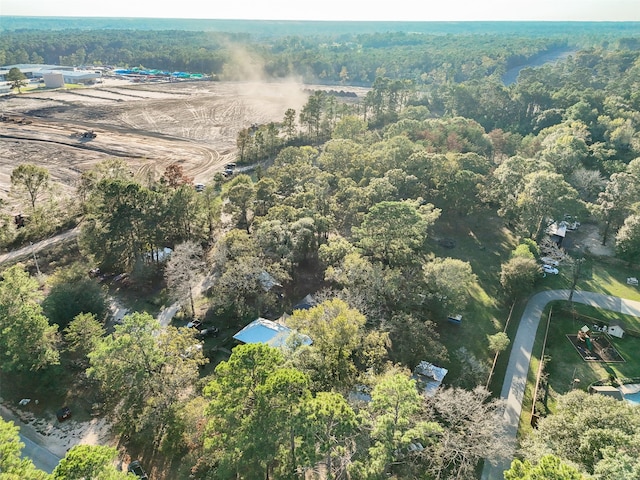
[
  {"xmin": 0, "ymin": 132, "xmax": 145, "ymax": 158},
  {"xmin": 0, "ymin": 81, "xmax": 317, "ymax": 197}
]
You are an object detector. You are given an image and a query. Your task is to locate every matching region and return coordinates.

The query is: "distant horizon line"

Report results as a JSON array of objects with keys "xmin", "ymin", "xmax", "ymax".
[{"xmin": 2, "ymin": 15, "xmax": 640, "ymax": 23}]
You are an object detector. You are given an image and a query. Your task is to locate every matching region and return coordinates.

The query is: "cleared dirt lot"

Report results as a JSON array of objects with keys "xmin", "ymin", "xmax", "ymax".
[{"xmin": 0, "ymin": 79, "xmax": 366, "ymax": 202}]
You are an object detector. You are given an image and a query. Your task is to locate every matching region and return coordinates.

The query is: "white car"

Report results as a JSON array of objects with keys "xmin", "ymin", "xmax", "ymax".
[
  {"xmin": 540, "ymin": 257, "xmax": 559, "ymax": 266},
  {"xmin": 542, "ymin": 265, "xmax": 559, "ymax": 275}
]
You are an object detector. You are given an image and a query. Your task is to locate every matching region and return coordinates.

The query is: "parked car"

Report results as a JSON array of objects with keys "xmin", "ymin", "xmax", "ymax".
[
  {"xmin": 540, "ymin": 257, "xmax": 559, "ymax": 266},
  {"xmin": 194, "ymin": 183, "xmax": 205, "ymax": 192},
  {"xmin": 56, "ymin": 406, "xmax": 72, "ymax": 422},
  {"xmin": 128, "ymin": 460, "xmax": 149, "ymax": 479},
  {"xmin": 542, "ymin": 264, "xmax": 559, "ymax": 275},
  {"xmin": 196, "ymin": 326, "xmax": 219, "ymax": 338},
  {"xmin": 186, "ymin": 320, "xmax": 202, "ymax": 330},
  {"xmin": 562, "ymin": 215, "xmax": 581, "ymax": 230}
]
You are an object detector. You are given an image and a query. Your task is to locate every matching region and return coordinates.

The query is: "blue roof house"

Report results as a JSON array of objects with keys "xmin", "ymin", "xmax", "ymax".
[{"xmin": 233, "ymin": 317, "xmax": 312, "ymax": 348}]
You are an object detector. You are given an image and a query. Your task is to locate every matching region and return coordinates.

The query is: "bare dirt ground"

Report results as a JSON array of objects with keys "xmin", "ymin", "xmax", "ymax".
[
  {"xmin": 1, "ymin": 398, "xmax": 114, "ymax": 460},
  {"xmin": 0, "ymin": 79, "xmax": 367, "ymax": 203},
  {"xmin": 568, "ymin": 223, "xmax": 615, "ymax": 257}
]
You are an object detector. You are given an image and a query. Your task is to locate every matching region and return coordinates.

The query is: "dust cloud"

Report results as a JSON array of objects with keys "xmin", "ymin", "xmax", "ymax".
[{"xmin": 220, "ymin": 43, "xmax": 309, "ymax": 113}]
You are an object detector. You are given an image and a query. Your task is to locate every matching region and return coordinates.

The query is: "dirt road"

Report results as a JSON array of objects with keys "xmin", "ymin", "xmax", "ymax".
[{"xmin": 0, "ymin": 227, "xmax": 79, "ymax": 266}]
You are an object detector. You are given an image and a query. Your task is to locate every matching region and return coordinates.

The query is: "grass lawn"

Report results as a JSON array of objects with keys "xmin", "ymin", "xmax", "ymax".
[
  {"xmin": 547, "ymin": 305, "xmax": 640, "ymax": 387},
  {"xmin": 518, "ymin": 309, "xmax": 548, "ymax": 440},
  {"xmin": 578, "ymin": 256, "xmax": 640, "ymax": 301},
  {"xmin": 430, "ymin": 209, "xmax": 518, "ymax": 384}
]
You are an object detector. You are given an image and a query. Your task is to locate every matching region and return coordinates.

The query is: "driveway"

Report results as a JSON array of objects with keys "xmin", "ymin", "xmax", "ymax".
[{"xmin": 482, "ymin": 290, "xmax": 640, "ymax": 480}]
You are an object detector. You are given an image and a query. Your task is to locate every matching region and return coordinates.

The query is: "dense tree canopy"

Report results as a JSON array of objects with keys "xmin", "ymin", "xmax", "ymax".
[
  {"xmin": 52, "ymin": 444, "xmax": 131, "ymax": 480},
  {"xmin": 42, "ymin": 266, "xmax": 108, "ymax": 329},
  {"xmin": 505, "ymin": 455, "xmax": 585, "ymax": 480},
  {"xmin": 520, "ymin": 390, "xmax": 640, "ymax": 476},
  {"xmin": 288, "ymin": 298, "xmax": 389, "ymax": 392},
  {"xmin": 87, "ymin": 312, "xmax": 206, "ymax": 442},
  {"xmin": 0, "ymin": 265, "xmax": 59, "ymax": 372},
  {"xmin": 352, "ymin": 200, "xmax": 440, "ymax": 266},
  {"xmin": 500, "ymin": 256, "xmax": 541, "ymax": 300},
  {"xmin": 615, "ymin": 214, "xmax": 640, "ymax": 264}
]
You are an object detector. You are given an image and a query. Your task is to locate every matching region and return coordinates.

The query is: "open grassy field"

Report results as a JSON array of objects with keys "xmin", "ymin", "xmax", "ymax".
[{"xmin": 428, "ymin": 210, "xmax": 517, "ymax": 380}]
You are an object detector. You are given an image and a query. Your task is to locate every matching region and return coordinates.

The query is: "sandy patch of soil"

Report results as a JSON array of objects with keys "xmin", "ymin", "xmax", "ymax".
[
  {"xmin": 0, "ymin": 80, "xmax": 367, "ymax": 203},
  {"xmin": 569, "ymin": 223, "xmax": 614, "ymax": 257},
  {"xmin": 1, "ymin": 399, "xmax": 114, "ymax": 458}
]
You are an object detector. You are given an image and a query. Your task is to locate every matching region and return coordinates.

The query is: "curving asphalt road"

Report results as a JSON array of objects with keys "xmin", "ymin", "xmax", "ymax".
[
  {"xmin": 482, "ymin": 290, "xmax": 640, "ymax": 480},
  {"xmin": 19, "ymin": 432, "xmax": 61, "ymax": 473}
]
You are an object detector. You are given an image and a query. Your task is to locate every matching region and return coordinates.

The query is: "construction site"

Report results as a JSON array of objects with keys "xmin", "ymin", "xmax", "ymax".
[{"xmin": 0, "ymin": 78, "xmax": 336, "ymax": 201}]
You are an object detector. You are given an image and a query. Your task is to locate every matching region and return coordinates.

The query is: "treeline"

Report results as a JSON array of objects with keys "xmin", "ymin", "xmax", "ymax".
[
  {"xmin": 1, "ymin": 27, "xmax": 630, "ymax": 85},
  {"xmin": 441, "ymin": 48, "xmax": 640, "ymax": 137},
  {"xmin": 241, "ymin": 47, "xmax": 640, "ymax": 165},
  {"xmin": 0, "ymin": 30, "xmax": 239, "ymax": 73}
]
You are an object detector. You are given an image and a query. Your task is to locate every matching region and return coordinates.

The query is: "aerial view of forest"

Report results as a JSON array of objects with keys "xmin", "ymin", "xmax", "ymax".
[{"xmin": 1, "ymin": 14, "xmax": 640, "ymax": 480}]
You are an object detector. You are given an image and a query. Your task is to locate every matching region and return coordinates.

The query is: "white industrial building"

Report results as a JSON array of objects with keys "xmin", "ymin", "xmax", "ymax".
[
  {"xmin": 42, "ymin": 72, "xmax": 64, "ymax": 88},
  {"xmin": 0, "ymin": 64, "xmax": 101, "ymax": 86}
]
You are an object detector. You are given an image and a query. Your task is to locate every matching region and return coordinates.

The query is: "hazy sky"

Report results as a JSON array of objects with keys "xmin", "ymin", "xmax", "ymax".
[{"xmin": 2, "ymin": 0, "xmax": 639, "ymax": 22}]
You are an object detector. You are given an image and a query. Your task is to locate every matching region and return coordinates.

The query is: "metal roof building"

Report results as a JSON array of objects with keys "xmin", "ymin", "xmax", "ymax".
[
  {"xmin": 233, "ymin": 317, "xmax": 312, "ymax": 348},
  {"xmin": 0, "ymin": 64, "xmax": 101, "ymax": 84}
]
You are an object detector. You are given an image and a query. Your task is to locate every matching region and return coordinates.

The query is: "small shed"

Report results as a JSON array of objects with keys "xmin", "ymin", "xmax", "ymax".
[
  {"xmin": 590, "ymin": 385, "xmax": 624, "ymax": 400},
  {"xmin": 607, "ymin": 322, "xmax": 625, "ymax": 339},
  {"xmin": 547, "ymin": 222, "xmax": 567, "ymax": 246},
  {"xmin": 412, "ymin": 361, "xmax": 448, "ymax": 397},
  {"xmin": 292, "ymin": 293, "xmax": 317, "ymax": 312}
]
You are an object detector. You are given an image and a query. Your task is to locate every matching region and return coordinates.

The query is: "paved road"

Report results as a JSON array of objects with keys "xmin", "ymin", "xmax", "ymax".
[
  {"xmin": 482, "ymin": 290, "xmax": 640, "ymax": 480},
  {"xmin": 0, "ymin": 405, "xmax": 61, "ymax": 473},
  {"xmin": 20, "ymin": 432, "xmax": 61, "ymax": 473}
]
